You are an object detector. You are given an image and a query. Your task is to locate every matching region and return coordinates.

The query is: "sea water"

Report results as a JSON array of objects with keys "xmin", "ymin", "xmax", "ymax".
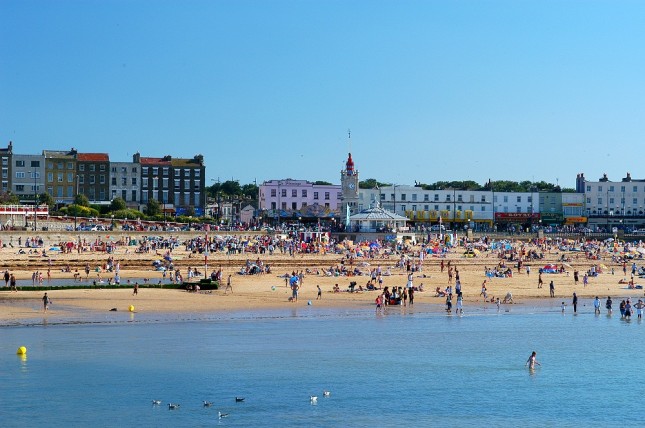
[{"xmin": 1, "ymin": 304, "xmax": 644, "ymax": 427}]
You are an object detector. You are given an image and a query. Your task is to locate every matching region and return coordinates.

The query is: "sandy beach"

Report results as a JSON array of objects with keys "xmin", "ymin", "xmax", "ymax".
[{"xmin": 1, "ymin": 232, "xmax": 644, "ymax": 323}]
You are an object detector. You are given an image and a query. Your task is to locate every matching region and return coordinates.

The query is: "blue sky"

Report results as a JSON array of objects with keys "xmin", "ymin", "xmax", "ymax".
[{"xmin": 2, "ymin": 0, "xmax": 644, "ymax": 189}]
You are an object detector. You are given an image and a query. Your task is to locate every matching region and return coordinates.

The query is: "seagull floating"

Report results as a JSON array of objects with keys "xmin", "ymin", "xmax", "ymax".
[
  {"xmin": 168, "ymin": 403, "xmax": 180, "ymax": 410},
  {"xmin": 310, "ymin": 396, "xmax": 318, "ymax": 403},
  {"xmin": 218, "ymin": 411, "xmax": 229, "ymax": 419},
  {"xmin": 323, "ymin": 391, "xmax": 331, "ymax": 397},
  {"xmin": 151, "ymin": 400, "xmax": 162, "ymax": 405},
  {"xmin": 235, "ymin": 397, "xmax": 245, "ymax": 402},
  {"xmin": 203, "ymin": 401, "xmax": 213, "ymax": 407}
]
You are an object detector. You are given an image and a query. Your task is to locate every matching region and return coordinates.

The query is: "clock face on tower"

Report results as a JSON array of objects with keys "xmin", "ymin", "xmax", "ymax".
[{"xmin": 348, "ymin": 182, "xmax": 355, "ymax": 190}]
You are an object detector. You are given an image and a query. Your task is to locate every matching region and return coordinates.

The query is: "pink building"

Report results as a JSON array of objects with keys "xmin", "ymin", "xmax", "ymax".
[{"xmin": 258, "ymin": 179, "xmax": 341, "ymax": 220}]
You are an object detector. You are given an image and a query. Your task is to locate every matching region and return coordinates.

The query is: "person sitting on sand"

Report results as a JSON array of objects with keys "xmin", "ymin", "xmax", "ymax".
[
  {"xmin": 435, "ymin": 287, "xmax": 446, "ymax": 297},
  {"xmin": 503, "ymin": 292, "xmax": 514, "ymax": 304}
]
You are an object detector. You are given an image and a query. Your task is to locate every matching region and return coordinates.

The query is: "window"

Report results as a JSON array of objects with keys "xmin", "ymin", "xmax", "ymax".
[
  {"xmin": 412, "ymin": 205, "xmax": 417, "ymax": 211},
  {"xmin": 313, "ymin": 192, "xmax": 318, "ymax": 200},
  {"xmin": 609, "ymin": 186, "xmax": 615, "ymax": 192},
  {"xmin": 131, "ymin": 177, "xmax": 137, "ymax": 186},
  {"xmin": 400, "ymin": 205, "xmax": 406, "ymax": 211},
  {"xmin": 528, "ymin": 196, "xmax": 532, "ymax": 203},
  {"xmin": 380, "ymin": 193, "xmax": 385, "ymax": 200},
  {"xmin": 68, "ymin": 186, "xmax": 74, "ymax": 197},
  {"xmin": 457, "ymin": 195, "xmax": 462, "ymax": 202},
  {"xmin": 412, "ymin": 194, "xmax": 417, "ymax": 201},
  {"xmin": 79, "ymin": 176, "xmax": 84, "ymax": 184},
  {"xmin": 120, "ymin": 177, "xmax": 125, "ymax": 186},
  {"xmin": 503, "ymin": 196, "xmax": 508, "ymax": 203},
  {"xmin": 586, "ymin": 197, "xmax": 591, "ymax": 204},
  {"xmin": 598, "ymin": 186, "xmax": 602, "ymax": 192},
  {"xmin": 598, "ymin": 198, "xmax": 603, "ymax": 205},
  {"xmin": 152, "ymin": 167, "xmax": 158, "ymax": 176},
  {"xmin": 634, "ymin": 186, "xmax": 638, "ymax": 192},
  {"xmin": 67, "ymin": 162, "xmax": 74, "ymax": 170},
  {"xmin": 446, "ymin": 205, "xmax": 451, "ymax": 210},
  {"xmin": 57, "ymin": 173, "xmax": 63, "ymax": 183},
  {"xmin": 15, "ymin": 160, "xmax": 25, "ymax": 167},
  {"xmin": 100, "ymin": 165, "xmax": 106, "ymax": 172},
  {"xmin": 434, "ymin": 205, "xmax": 439, "ymax": 210},
  {"xmin": 621, "ymin": 186, "xmax": 625, "ymax": 192},
  {"xmin": 634, "ymin": 198, "xmax": 638, "ymax": 205},
  {"xmin": 424, "ymin": 194, "xmax": 429, "ymax": 202},
  {"xmin": 302, "ymin": 190, "xmax": 307, "ymax": 197},
  {"xmin": 281, "ymin": 189, "xmax": 287, "ymax": 197},
  {"xmin": 434, "ymin": 194, "xmax": 439, "ymax": 202},
  {"xmin": 424, "ymin": 205, "xmax": 429, "ymax": 210},
  {"xmin": 142, "ymin": 167, "xmax": 148, "ymax": 175},
  {"xmin": 401, "ymin": 194, "xmax": 406, "ymax": 201},
  {"xmin": 516, "ymin": 206, "xmax": 522, "ymax": 213},
  {"xmin": 446, "ymin": 195, "xmax": 451, "ymax": 202},
  {"xmin": 609, "ymin": 197, "xmax": 614, "ymax": 204},
  {"xmin": 16, "ymin": 172, "xmax": 25, "ymax": 179},
  {"xmin": 79, "ymin": 164, "xmax": 85, "ymax": 171},
  {"xmin": 100, "ymin": 175, "xmax": 105, "ymax": 184},
  {"xmin": 481, "ymin": 206, "xmax": 486, "ymax": 211},
  {"xmin": 163, "ymin": 167, "xmax": 169, "ymax": 176},
  {"xmin": 481, "ymin": 195, "xmax": 486, "ymax": 202},
  {"xmin": 57, "ymin": 162, "xmax": 63, "ymax": 169},
  {"xmin": 16, "ymin": 185, "xmax": 24, "ymax": 192},
  {"xmin": 132, "ymin": 190, "xmax": 137, "ymax": 201},
  {"xmin": 586, "ymin": 185, "xmax": 591, "ymax": 192},
  {"xmin": 184, "ymin": 180, "xmax": 189, "ymax": 189},
  {"xmin": 90, "ymin": 176, "xmax": 95, "ymax": 185},
  {"xmin": 121, "ymin": 167, "xmax": 127, "ymax": 174},
  {"xmin": 324, "ymin": 192, "xmax": 330, "ymax": 200},
  {"xmin": 291, "ymin": 202, "xmax": 297, "ymax": 210},
  {"xmin": 271, "ymin": 202, "xmax": 276, "ymax": 209},
  {"xmin": 271, "ymin": 189, "xmax": 276, "ymax": 197},
  {"xmin": 517, "ymin": 196, "xmax": 521, "ymax": 203},
  {"xmin": 292, "ymin": 189, "xmax": 297, "ymax": 197}
]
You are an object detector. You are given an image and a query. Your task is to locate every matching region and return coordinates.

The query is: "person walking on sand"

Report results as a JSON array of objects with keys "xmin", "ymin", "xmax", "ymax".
[
  {"xmin": 9, "ymin": 274, "xmax": 17, "ymax": 292},
  {"xmin": 225, "ymin": 274, "xmax": 233, "ymax": 294},
  {"xmin": 316, "ymin": 284, "xmax": 322, "ymax": 300},
  {"xmin": 133, "ymin": 282, "xmax": 138, "ymax": 296},
  {"xmin": 526, "ymin": 351, "xmax": 541, "ymax": 369},
  {"xmin": 538, "ymin": 272, "xmax": 543, "ymax": 289},
  {"xmin": 549, "ymin": 280, "xmax": 555, "ymax": 298},
  {"xmin": 42, "ymin": 292, "xmax": 51, "ymax": 312}
]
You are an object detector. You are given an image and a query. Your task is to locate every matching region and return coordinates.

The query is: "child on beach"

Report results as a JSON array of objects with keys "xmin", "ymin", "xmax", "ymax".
[{"xmin": 561, "ymin": 302, "xmax": 566, "ymax": 313}]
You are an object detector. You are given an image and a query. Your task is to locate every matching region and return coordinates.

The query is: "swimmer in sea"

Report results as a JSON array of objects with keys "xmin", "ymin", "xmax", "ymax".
[{"xmin": 525, "ymin": 351, "xmax": 541, "ymax": 369}]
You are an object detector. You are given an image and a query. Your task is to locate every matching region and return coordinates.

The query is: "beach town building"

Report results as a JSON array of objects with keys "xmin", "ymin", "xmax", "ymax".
[
  {"xmin": 0, "ymin": 141, "xmax": 12, "ymax": 195},
  {"xmin": 357, "ymin": 186, "xmax": 539, "ymax": 230},
  {"xmin": 11, "ymin": 153, "xmax": 43, "ymax": 204},
  {"xmin": 258, "ymin": 179, "xmax": 341, "ymax": 224},
  {"xmin": 43, "ymin": 148, "xmax": 78, "ymax": 206},
  {"xmin": 577, "ymin": 172, "xmax": 645, "ymax": 230},
  {"xmin": 76, "ymin": 152, "xmax": 110, "ymax": 205},
  {"xmin": 109, "ymin": 161, "xmax": 140, "ymax": 208},
  {"xmin": 137, "ymin": 153, "xmax": 206, "ymax": 217}
]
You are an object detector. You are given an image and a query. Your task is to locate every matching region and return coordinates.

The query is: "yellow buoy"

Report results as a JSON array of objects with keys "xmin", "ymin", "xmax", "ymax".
[
  {"xmin": 16, "ymin": 346, "xmax": 27, "ymax": 355},
  {"xmin": 129, "ymin": 305, "xmax": 135, "ymax": 312}
]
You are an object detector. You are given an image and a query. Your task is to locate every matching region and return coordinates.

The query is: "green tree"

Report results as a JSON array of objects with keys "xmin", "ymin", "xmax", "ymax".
[
  {"xmin": 359, "ymin": 178, "xmax": 391, "ymax": 189},
  {"xmin": 145, "ymin": 199, "xmax": 161, "ymax": 216},
  {"xmin": 38, "ymin": 192, "xmax": 54, "ymax": 208},
  {"xmin": 110, "ymin": 197, "xmax": 127, "ymax": 211},
  {"xmin": 313, "ymin": 180, "xmax": 332, "ymax": 186},
  {"xmin": 220, "ymin": 180, "xmax": 242, "ymax": 196},
  {"xmin": 74, "ymin": 194, "xmax": 90, "ymax": 207},
  {"xmin": 0, "ymin": 191, "xmax": 20, "ymax": 204},
  {"xmin": 241, "ymin": 183, "xmax": 258, "ymax": 199}
]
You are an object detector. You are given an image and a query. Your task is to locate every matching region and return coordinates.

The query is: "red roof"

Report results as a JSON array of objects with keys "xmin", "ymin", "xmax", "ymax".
[
  {"xmin": 140, "ymin": 157, "xmax": 171, "ymax": 166},
  {"xmin": 77, "ymin": 153, "xmax": 109, "ymax": 162}
]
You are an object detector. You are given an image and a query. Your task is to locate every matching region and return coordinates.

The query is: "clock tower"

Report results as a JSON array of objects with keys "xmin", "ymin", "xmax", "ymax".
[{"xmin": 340, "ymin": 152, "xmax": 360, "ymax": 224}]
